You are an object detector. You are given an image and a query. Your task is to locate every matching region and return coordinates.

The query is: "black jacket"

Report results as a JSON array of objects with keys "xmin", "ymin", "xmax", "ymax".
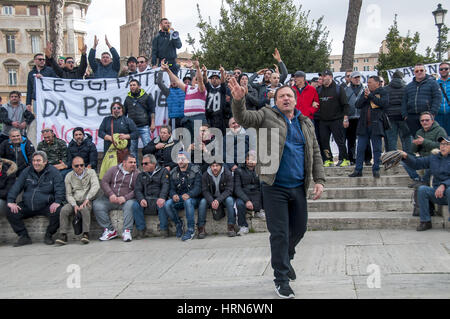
[
  {"xmin": 142, "ymin": 136, "xmax": 178, "ymax": 169},
  {"xmin": 0, "ymin": 136, "xmax": 35, "ymax": 174},
  {"xmin": 168, "ymin": 164, "xmax": 202, "ymax": 199},
  {"xmin": 318, "ymin": 81, "xmax": 350, "ymax": 121},
  {"xmin": 355, "ymin": 87, "xmax": 388, "ymax": 137},
  {"xmin": 67, "ymin": 134, "xmax": 98, "ymax": 169},
  {"xmin": 123, "ymin": 89, "xmax": 155, "ymax": 127},
  {"xmin": 8, "ymin": 164, "xmax": 65, "ymax": 211},
  {"xmin": 151, "ymin": 30, "xmax": 182, "ymax": 65},
  {"xmin": 26, "ymin": 66, "xmax": 57, "ymax": 105},
  {"xmin": 0, "ymin": 160, "xmax": 17, "ymax": 200},
  {"xmin": 384, "ymin": 78, "xmax": 406, "ymax": 120},
  {"xmin": 46, "ymin": 55, "xmax": 87, "ymax": 79},
  {"xmin": 234, "ymin": 165, "xmax": 261, "ymax": 210},
  {"xmin": 201, "ymin": 166, "xmax": 234, "ymax": 205},
  {"xmin": 134, "ymin": 166, "xmax": 170, "ymax": 202}
]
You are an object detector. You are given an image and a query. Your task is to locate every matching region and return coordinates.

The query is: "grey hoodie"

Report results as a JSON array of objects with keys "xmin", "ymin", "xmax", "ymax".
[{"xmin": 207, "ymin": 166, "xmax": 224, "ymax": 197}]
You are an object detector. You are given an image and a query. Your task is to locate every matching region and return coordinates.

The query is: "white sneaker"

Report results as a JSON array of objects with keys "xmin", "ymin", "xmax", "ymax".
[
  {"xmin": 99, "ymin": 228, "xmax": 118, "ymax": 241},
  {"xmin": 122, "ymin": 229, "xmax": 132, "ymax": 242},
  {"xmin": 238, "ymin": 226, "xmax": 249, "ymax": 236},
  {"xmin": 256, "ymin": 211, "xmax": 266, "ymax": 220}
]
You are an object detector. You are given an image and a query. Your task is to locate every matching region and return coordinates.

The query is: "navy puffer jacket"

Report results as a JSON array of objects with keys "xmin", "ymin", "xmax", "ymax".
[{"xmin": 401, "ymin": 75, "xmax": 442, "ymax": 118}]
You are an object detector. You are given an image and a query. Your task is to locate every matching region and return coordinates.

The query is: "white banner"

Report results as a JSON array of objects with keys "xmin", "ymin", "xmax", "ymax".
[
  {"xmin": 386, "ymin": 63, "xmax": 441, "ymax": 84},
  {"xmin": 35, "ymin": 70, "xmax": 170, "ymax": 151}
]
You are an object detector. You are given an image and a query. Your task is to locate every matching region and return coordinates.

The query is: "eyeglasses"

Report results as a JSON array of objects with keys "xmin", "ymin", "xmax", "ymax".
[
  {"xmin": 440, "ymin": 142, "xmax": 450, "ymax": 146},
  {"xmin": 420, "ymin": 119, "xmax": 431, "ymax": 122},
  {"xmin": 142, "ymin": 162, "xmax": 151, "ymax": 166},
  {"xmin": 440, "ymin": 68, "xmax": 449, "ymax": 71},
  {"xmin": 41, "ymin": 129, "xmax": 53, "ymax": 133},
  {"xmin": 234, "ymin": 72, "xmax": 241, "ymax": 75},
  {"xmin": 138, "ymin": 61, "xmax": 146, "ymax": 64},
  {"xmin": 414, "ymin": 69, "xmax": 425, "ymax": 73},
  {"xmin": 112, "ymin": 106, "xmax": 122, "ymax": 110},
  {"xmin": 73, "ymin": 164, "xmax": 85, "ymax": 168},
  {"xmin": 36, "ymin": 58, "xmax": 45, "ymax": 61}
]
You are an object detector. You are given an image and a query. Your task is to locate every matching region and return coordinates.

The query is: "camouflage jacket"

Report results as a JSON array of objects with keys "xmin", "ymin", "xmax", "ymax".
[{"xmin": 37, "ymin": 137, "xmax": 68, "ymax": 166}]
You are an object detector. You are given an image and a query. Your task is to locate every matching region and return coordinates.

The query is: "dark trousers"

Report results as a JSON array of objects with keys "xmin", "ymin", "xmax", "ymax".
[
  {"xmin": 405, "ymin": 114, "xmax": 422, "ymax": 138},
  {"xmin": 346, "ymin": 118, "xmax": 372, "ymax": 162},
  {"xmin": 313, "ymin": 119, "xmax": 326, "ymax": 161},
  {"xmin": 262, "ymin": 184, "xmax": 308, "ymax": 285},
  {"xmin": 6, "ymin": 203, "xmax": 61, "ymax": 237},
  {"xmin": 319, "ymin": 119, "xmax": 348, "ymax": 161}
]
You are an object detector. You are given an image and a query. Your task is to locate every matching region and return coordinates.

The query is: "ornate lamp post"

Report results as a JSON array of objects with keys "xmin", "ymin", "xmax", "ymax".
[{"xmin": 432, "ymin": 4, "xmax": 447, "ymax": 62}]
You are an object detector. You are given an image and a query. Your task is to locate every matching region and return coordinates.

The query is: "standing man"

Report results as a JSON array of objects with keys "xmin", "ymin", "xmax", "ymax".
[
  {"xmin": 229, "ymin": 78, "xmax": 325, "ymax": 299},
  {"xmin": 26, "ymin": 53, "xmax": 57, "ymax": 111},
  {"xmin": 137, "ymin": 56, "xmax": 152, "ymax": 74},
  {"xmin": 123, "ymin": 79, "xmax": 155, "ymax": 162},
  {"xmin": 204, "ymin": 66, "xmax": 230, "ymax": 135},
  {"xmin": 437, "ymin": 62, "xmax": 450, "ymax": 135},
  {"xmin": 151, "ymin": 18, "xmax": 182, "ymax": 74},
  {"xmin": 56, "ymin": 156, "xmax": 100, "ymax": 245},
  {"xmin": 119, "ymin": 56, "xmax": 138, "ymax": 77},
  {"xmin": 401, "ymin": 63, "xmax": 442, "ymax": 137},
  {"xmin": 156, "ymin": 70, "xmax": 185, "ymax": 130},
  {"xmin": 0, "ymin": 91, "xmax": 35, "ymax": 144},
  {"xmin": 88, "ymin": 35, "xmax": 121, "ymax": 78},
  {"xmin": 6, "ymin": 151, "xmax": 64, "ymax": 246},
  {"xmin": 318, "ymin": 70, "xmax": 351, "ymax": 167},
  {"xmin": 45, "ymin": 42, "xmax": 87, "ymax": 79},
  {"xmin": 291, "ymin": 71, "xmax": 320, "ymax": 121}
]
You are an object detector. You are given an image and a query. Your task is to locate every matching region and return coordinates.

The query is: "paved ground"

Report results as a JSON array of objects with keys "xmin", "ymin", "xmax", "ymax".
[{"xmin": 0, "ymin": 229, "xmax": 449, "ymax": 299}]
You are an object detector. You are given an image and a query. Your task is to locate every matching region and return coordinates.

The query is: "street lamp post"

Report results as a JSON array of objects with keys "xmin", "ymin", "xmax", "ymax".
[{"xmin": 432, "ymin": 3, "xmax": 447, "ymax": 62}]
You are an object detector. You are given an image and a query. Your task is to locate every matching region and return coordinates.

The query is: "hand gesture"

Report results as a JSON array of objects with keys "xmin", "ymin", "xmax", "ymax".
[
  {"xmin": 192, "ymin": 60, "xmax": 200, "ymax": 69},
  {"xmin": 228, "ymin": 77, "xmax": 246, "ymax": 101},
  {"xmin": 201, "ymin": 64, "xmax": 207, "ymax": 73},
  {"xmin": 105, "ymin": 35, "xmax": 111, "ymax": 49},
  {"xmin": 79, "ymin": 44, "xmax": 87, "ymax": 55},
  {"xmin": 45, "ymin": 42, "xmax": 53, "ymax": 58},
  {"xmin": 273, "ymin": 64, "xmax": 280, "ymax": 74},
  {"xmin": 160, "ymin": 59, "xmax": 169, "ymax": 72},
  {"xmin": 312, "ymin": 184, "xmax": 324, "ymax": 200},
  {"xmin": 93, "ymin": 35, "xmax": 99, "ymax": 49},
  {"xmin": 272, "ymin": 48, "xmax": 281, "ymax": 62},
  {"xmin": 185, "ymin": 60, "xmax": 193, "ymax": 69},
  {"xmin": 219, "ymin": 65, "xmax": 225, "ymax": 74},
  {"xmin": 211, "ymin": 200, "xmax": 219, "ymax": 210},
  {"xmin": 257, "ymin": 68, "xmax": 267, "ymax": 75}
]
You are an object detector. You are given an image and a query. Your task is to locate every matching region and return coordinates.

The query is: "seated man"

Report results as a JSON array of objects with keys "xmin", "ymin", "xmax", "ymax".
[
  {"xmin": 187, "ymin": 123, "xmax": 218, "ymax": 173},
  {"xmin": 142, "ymin": 125, "xmax": 177, "ymax": 172},
  {"xmin": 56, "ymin": 156, "xmax": 100, "ymax": 246},
  {"xmin": 164, "ymin": 151, "xmax": 202, "ymax": 241},
  {"xmin": 403, "ymin": 111, "xmax": 447, "ymax": 188},
  {"xmin": 0, "ymin": 158, "xmax": 17, "ymax": 216},
  {"xmin": 0, "ymin": 128, "xmax": 35, "ymax": 175},
  {"xmin": 6, "ymin": 151, "xmax": 64, "ymax": 246},
  {"xmin": 199, "ymin": 161, "xmax": 236, "ymax": 239},
  {"xmin": 399, "ymin": 136, "xmax": 450, "ymax": 231},
  {"xmin": 223, "ymin": 117, "xmax": 249, "ymax": 172},
  {"xmin": 93, "ymin": 155, "xmax": 139, "ymax": 242},
  {"xmin": 234, "ymin": 151, "xmax": 264, "ymax": 235},
  {"xmin": 67, "ymin": 127, "xmax": 98, "ymax": 170},
  {"xmin": 37, "ymin": 128, "xmax": 69, "ymax": 177},
  {"xmin": 133, "ymin": 154, "xmax": 173, "ymax": 239}
]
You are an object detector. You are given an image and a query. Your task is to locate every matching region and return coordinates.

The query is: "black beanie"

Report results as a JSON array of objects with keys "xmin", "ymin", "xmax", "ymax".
[{"xmin": 73, "ymin": 127, "xmax": 84, "ymax": 137}]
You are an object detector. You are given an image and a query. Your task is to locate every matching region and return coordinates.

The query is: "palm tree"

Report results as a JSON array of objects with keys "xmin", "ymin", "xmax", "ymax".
[
  {"xmin": 139, "ymin": 0, "xmax": 163, "ymax": 59},
  {"xmin": 49, "ymin": 0, "xmax": 65, "ymax": 60},
  {"xmin": 341, "ymin": 0, "xmax": 363, "ymax": 71}
]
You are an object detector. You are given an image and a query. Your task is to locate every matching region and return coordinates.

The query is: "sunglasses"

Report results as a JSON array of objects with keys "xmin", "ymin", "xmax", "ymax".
[
  {"xmin": 41, "ymin": 129, "xmax": 53, "ymax": 133},
  {"xmin": 73, "ymin": 164, "xmax": 85, "ymax": 168},
  {"xmin": 138, "ymin": 61, "xmax": 146, "ymax": 64},
  {"xmin": 420, "ymin": 119, "xmax": 431, "ymax": 122},
  {"xmin": 112, "ymin": 106, "xmax": 122, "ymax": 110},
  {"xmin": 234, "ymin": 72, "xmax": 241, "ymax": 75},
  {"xmin": 440, "ymin": 68, "xmax": 449, "ymax": 71},
  {"xmin": 66, "ymin": 61, "xmax": 74, "ymax": 64},
  {"xmin": 414, "ymin": 69, "xmax": 425, "ymax": 73},
  {"xmin": 142, "ymin": 162, "xmax": 151, "ymax": 166},
  {"xmin": 36, "ymin": 58, "xmax": 45, "ymax": 61}
]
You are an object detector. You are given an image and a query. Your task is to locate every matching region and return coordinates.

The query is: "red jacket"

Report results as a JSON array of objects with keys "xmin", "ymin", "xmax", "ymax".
[{"xmin": 292, "ymin": 84, "xmax": 319, "ymax": 119}]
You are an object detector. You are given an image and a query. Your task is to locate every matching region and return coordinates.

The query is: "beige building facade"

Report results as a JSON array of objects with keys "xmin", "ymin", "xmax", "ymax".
[
  {"xmin": 328, "ymin": 52, "xmax": 379, "ymax": 73},
  {"xmin": 0, "ymin": 0, "xmax": 91, "ymax": 102}
]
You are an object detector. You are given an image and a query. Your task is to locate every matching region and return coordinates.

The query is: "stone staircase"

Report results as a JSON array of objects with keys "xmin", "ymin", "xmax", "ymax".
[{"xmin": 305, "ymin": 165, "xmax": 448, "ymax": 231}]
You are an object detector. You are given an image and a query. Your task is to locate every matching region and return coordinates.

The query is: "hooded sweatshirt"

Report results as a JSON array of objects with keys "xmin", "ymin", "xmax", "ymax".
[{"xmin": 100, "ymin": 164, "xmax": 139, "ymax": 200}]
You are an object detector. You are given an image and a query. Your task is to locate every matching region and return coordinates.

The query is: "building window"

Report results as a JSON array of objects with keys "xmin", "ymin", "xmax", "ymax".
[
  {"xmin": 2, "ymin": 6, "xmax": 13, "ymax": 15},
  {"xmin": 364, "ymin": 66, "xmax": 370, "ymax": 71},
  {"xmin": 364, "ymin": 58, "xmax": 369, "ymax": 63},
  {"xmin": 354, "ymin": 59, "xmax": 359, "ymax": 63},
  {"xmin": 330, "ymin": 60, "xmax": 334, "ymax": 65},
  {"xmin": 353, "ymin": 66, "xmax": 359, "ymax": 71},
  {"xmin": 6, "ymin": 35, "xmax": 15, "ymax": 53},
  {"xmin": 28, "ymin": 5, "xmax": 38, "ymax": 16},
  {"xmin": 331, "ymin": 68, "xmax": 334, "ymax": 72},
  {"xmin": 31, "ymin": 35, "xmax": 40, "ymax": 53},
  {"xmin": 8, "ymin": 69, "xmax": 17, "ymax": 86}
]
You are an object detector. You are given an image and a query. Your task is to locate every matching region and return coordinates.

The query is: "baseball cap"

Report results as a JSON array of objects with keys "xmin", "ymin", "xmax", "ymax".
[
  {"xmin": 310, "ymin": 77, "xmax": 319, "ymax": 83},
  {"xmin": 350, "ymin": 71, "xmax": 362, "ymax": 78},
  {"xmin": 437, "ymin": 136, "xmax": 450, "ymax": 143},
  {"xmin": 208, "ymin": 73, "xmax": 220, "ymax": 79},
  {"xmin": 321, "ymin": 70, "xmax": 333, "ymax": 76},
  {"xmin": 127, "ymin": 56, "xmax": 138, "ymax": 64},
  {"xmin": 294, "ymin": 71, "xmax": 306, "ymax": 78}
]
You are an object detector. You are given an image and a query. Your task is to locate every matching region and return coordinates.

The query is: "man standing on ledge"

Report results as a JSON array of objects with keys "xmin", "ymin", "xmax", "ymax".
[
  {"xmin": 151, "ymin": 18, "xmax": 182, "ymax": 74},
  {"xmin": 229, "ymin": 78, "xmax": 325, "ymax": 299}
]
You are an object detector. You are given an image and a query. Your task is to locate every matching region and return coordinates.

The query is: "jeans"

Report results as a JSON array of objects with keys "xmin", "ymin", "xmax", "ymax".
[
  {"xmin": 164, "ymin": 197, "xmax": 199, "ymax": 231},
  {"xmin": 92, "ymin": 196, "xmax": 136, "ymax": 231},
  {"xmin": 384, "ymin": 120, "xmax": 412, "ymax": 152},
  {"xmin": 132, "ymin": 199, "xmax": 166, "ymax": 231},
  {"xmin": 130, "ymin": 125, "xmax": 152, "ymax": 163},
  {"xmin": 198, "ymin": 196, "xmax": 236, "ymax": 226},
  {"xmin": 435, "ymin": 113, "xmax": 450, "ymax": 137},
  {"xmin": 402, "ymin": 163, "xmax": 431, "ymax": 183},
  {"xmin": 355, "ymin": 127, "xmax": 382, "ymax": 173},
  {"xmin": 346, "ymin": 118, "xmax": 372, "ymax": 162},
  {"xmin": 405, "ymin": 114, "xmax": 421, "ymax": 139},
  {"xmin": 236, "ymin": 198, "xmax": 249, "ymax": 227},
  {"xmin": 417, "ymin": 185, "xmax": 450, "ymax": 222},
  {"xmin": 181, "ymin": 114, "xmax": 207, "ymax": 143},
  {"xmin": 262, "ymin": 184, "xmax": 308, "ymax": 285}
]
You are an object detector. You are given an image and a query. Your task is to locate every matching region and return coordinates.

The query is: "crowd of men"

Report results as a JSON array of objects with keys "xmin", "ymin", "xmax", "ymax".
[{"xmin": 0, "ymin": 16, "xmax": 449, "ymax": 253}]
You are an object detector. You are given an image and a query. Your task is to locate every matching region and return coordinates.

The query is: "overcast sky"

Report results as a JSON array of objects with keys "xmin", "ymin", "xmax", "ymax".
[{"xmin": 85, "ymin": 0, "xmax": 447, "ymax": 58}]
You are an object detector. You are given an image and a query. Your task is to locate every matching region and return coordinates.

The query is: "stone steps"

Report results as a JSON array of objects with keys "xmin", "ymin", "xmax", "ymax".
[
  {"xmin": 323, "ymin": 166, "xmax": 406, "ymax": 177},
  {"xmin": 318, "ymin": 187, "xmax": 412, "ymax": 200},
  {"xmin": 324, "ymin": 175, "xmax": 411, "ymax": 187},
  {"xmin": 308, "ymin": 198, "xmax": 412, "ymax": 212}
]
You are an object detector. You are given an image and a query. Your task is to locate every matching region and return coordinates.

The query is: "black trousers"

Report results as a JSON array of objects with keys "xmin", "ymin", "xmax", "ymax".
[
  {"xmin": 6, "ymin": 203, "xmax": 61, "ymax": 237},
  {"xmin": 319, "ymin": 119, "xmax": 348, "ymax": 161},
  {"xmin": 262, "ymin": 184, "xmax": 308, "ymax": 285},
  {"xmin": 405, "ymin": 113, "xmax": 422, "ymax": 138},
  {"xmin": 346, "ymin": 118, "xmax": 372, "ymax": 162},
  {"xmin": 313, "ymin": 119, "xmax": 326, "ymax": 161}
]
